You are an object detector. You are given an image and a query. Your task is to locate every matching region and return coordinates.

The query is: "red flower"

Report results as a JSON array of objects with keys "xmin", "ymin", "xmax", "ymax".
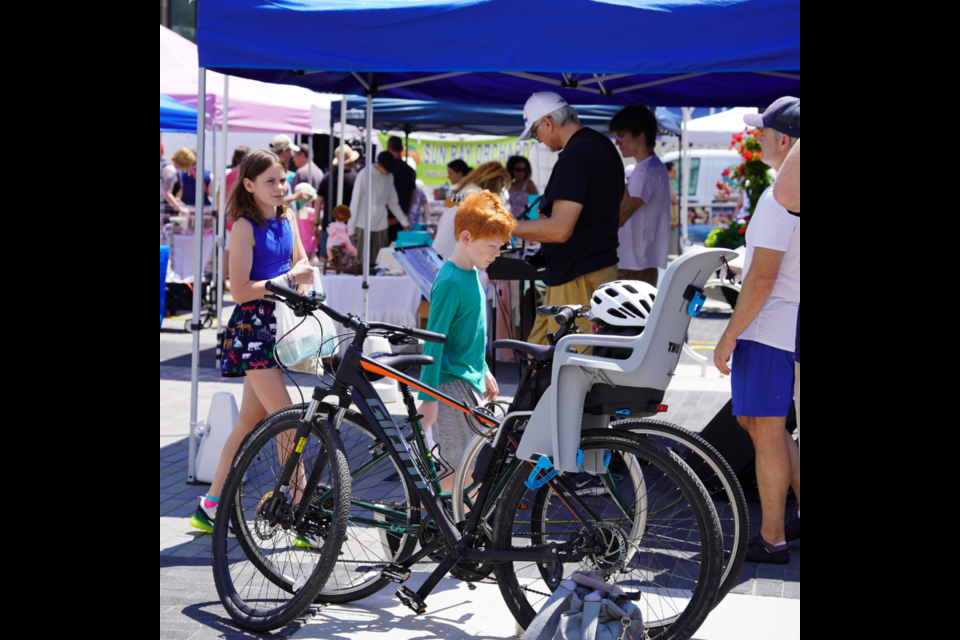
[
  {"xmin": 739, "ymin": 226, "xmax": 747, "ymax": 235},
  {"xmin": 722, "ymin": 168, "xmax": 731, "ymax": 177}
]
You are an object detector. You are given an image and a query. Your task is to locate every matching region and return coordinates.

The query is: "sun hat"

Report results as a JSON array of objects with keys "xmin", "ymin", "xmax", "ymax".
[
  {"xmin": 269, "ymin": 134, "xmax": 300, "ymax": 154},
  {"xmin": 743, "ymin": 97, "xmax": 800, "ymax": 138},
  {"xmin": 519, "ymin": 92, "xmax": 570, "ymax": 141},
  {"xmin": 333, "ymin": 144, "xmax": 361, "ymax": 166}
]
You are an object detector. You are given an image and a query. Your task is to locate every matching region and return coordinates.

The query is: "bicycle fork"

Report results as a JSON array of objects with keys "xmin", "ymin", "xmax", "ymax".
[{"xmin": 261, "ymin": 400, "xmax": 344, "ymax": 532}]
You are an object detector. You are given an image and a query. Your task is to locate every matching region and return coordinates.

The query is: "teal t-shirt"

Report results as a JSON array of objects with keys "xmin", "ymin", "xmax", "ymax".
[{"xmin": 418, "ymin": 261, "xmax": 489, "ymax": 401}]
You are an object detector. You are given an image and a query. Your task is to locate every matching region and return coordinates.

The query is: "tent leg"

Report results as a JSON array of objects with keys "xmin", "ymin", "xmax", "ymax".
[
  {"xmin": 216, "ymin": 76, "xmax": 229, "ymax": 347},
  {"xmin": 680, "ymin": 107, "xmax": 691, "ymax": 246},
  {"xmin": 363, "ymin": 91, "xmax": 374, "ymax": 321},
  {"xmin": 188, "ymin": 68, "xmax": 208, "ymax": 485},
  {"xmin": 337, "ymin": 95, "xmax": 347, "ymax": 206}
]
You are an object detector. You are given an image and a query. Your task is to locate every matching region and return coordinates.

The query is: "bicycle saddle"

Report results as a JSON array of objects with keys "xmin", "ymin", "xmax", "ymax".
[
  {"xmin": 363, "ymin": 353, "xmax": 436, "ymax": 381},
  {"xmin": 493, "ymin": 340, "xmax": 555, "ymax": 362}
]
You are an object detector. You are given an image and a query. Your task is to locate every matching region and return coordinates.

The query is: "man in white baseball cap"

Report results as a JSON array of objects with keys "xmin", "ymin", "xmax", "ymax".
[{"xmin": 513, "ymin": 92, "xmax": 625, "ymax": 344}]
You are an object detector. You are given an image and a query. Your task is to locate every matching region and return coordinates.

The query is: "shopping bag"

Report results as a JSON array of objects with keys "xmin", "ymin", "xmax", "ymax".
[{"xmin": 275, "ymin": 268, "xmax": 338, "ymax": 373}]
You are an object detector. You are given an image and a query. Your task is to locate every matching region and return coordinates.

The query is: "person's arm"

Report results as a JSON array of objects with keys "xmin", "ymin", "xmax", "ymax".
[
  {"xmin": 671, "ymin": 187, "xmax": 679, "ymax": 206},
  {"xmin": 527, "ymin": 181, "xmax": 539, "ymax": 196},
  {"xmin": 619, "ymin": 189, "xmax": 645, "ymax": 228},
  {"xmin": 387, "ymin": 179, "xmax": 410, "ymax": 228},
  {"xmin": 228, "ymin": 218, "xmax": 313, "ymax": 305},
  {"xmin": 512, "ymin": 200, "xmax": 583, "ymax": 243},
  {"xmin": 774, "ymin": 140, "xmax": 800, "ymax": 213},
  {"xmin": 348, "ymin": 175, "xmax": 362, "ymax": 236},
  {"xmin": 714, "ymin": 247, "xmax": 786, "ymax": 375}
]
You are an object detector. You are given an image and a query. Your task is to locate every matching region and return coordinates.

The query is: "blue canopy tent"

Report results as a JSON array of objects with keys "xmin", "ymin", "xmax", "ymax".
[
  {"xmin": 330, "ymin": 98, "xmax": 682, "ymax": 137},
  {"xmin": 185, "ymin": 0, "xmax": 800, "ymax": 482},
  {"xmin": 159, "ymin": 94, "xmax": 198, "ymax": 133}
]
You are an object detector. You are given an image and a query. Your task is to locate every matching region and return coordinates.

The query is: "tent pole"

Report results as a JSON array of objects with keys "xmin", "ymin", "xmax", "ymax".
[
  {"xmin": 188, "ymin": 68, "xmax": 207, "ymax": 485},
  {"xmin": 337, "ymin": 95, "xmax": 347, "ymax": 205},
  {"xmin": 327, "ymin": 110, "xmax": 335, "ymax": 212},
  {"xmin": 680, "ymin": 107, "xmax": 691, "ymax": 246},
  {"xmin": 363, "ymin": 90, "xmax": 374, "ymax": 321},
  {"xmin": 216, "ymin": 76, "xmax": 229, "ymax": 343}
]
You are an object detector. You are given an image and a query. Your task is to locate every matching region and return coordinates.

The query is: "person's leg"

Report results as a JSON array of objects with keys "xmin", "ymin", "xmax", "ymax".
[
  {"xmin": 207, "ymin": 376, "xmax": 269, "ymax": 499},
  {"xmin": 435, "ymin": 381, "xmax": 482, "ymax": 499},
  {"xmin": 749, "ymin": 416, "xmax": 792, "ymax": 546},
  {"xmin": 795, "ymin": 362, "xmax": 801, "ymax": 450},
  {"xmin": 618, "ymin": 269, "xmax": 643, "ymax": 282},
  {"xmin": 638, "ymin": 268, "xmax": 659, "ymax": 288},
  {"xmin": 527, "ymin": 285, "xmax": 556, "ymax": 346}
]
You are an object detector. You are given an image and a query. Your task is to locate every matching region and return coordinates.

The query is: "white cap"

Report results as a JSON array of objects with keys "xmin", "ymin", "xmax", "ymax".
[
  {"xmin": 519, "ymin": 92, "xmax": 569, "ymax": 141},
  {"xmin": 270, "ymin": 134, "xmax": 300, "ymax": 154}
]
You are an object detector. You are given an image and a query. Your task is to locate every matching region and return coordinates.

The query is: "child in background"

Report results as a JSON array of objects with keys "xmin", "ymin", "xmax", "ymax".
[
  {"xmin": 417, "ymin": 191, "xmax": 517, "ymax": 493},
  {"xmin": 293, "ymin": 183, "xmax": 319, "ymax": 261},
  {"xmin": 327, "ymin": 205, "xmax": 358, "ymax": 261}
]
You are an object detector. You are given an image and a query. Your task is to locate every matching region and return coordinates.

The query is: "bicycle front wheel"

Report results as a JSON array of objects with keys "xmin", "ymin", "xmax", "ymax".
[
  {"xmin": 492, "ymin": 430, "xmax": 723, "ymax": 640},
  {"xmin": 211, "ymin": 407, "xmax": 351, "ymax": 632}
]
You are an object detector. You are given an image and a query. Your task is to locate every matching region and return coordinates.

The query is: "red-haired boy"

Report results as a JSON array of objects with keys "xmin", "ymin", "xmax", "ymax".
[{"xmin": 418, "ymin": 191, "xmax": 517, "ymax": 492}]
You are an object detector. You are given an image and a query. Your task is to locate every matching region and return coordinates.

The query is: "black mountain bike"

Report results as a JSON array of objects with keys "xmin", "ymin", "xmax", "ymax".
[{"xmin": 248, "ymin": 283, "xmax": 725, "ymax": 640}]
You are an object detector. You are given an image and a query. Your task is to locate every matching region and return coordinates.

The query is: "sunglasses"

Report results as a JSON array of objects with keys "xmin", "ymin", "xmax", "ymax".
[{"xmin": 514, "ymin": 167, "xmax": 530, "ymax": 174}]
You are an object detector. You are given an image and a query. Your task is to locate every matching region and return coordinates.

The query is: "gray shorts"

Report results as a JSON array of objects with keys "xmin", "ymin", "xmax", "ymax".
[{"xmin": 433, "ymin": 379, "xmax": 484, "ymax": 470}]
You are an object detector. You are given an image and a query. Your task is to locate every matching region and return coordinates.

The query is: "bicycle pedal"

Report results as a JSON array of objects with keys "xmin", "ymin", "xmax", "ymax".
[
  {"xmin": 382, "ymin": 563, "xmax": 412, "ymax": 584},
  {"xmin": 397, "ymin": 586, "xmax": 427, "ymax": 615}
]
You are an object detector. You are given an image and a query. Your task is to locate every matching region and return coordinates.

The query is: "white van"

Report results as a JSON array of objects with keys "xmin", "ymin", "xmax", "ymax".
[{"xmin": 661, "ymin": 149, "xmax": 742, "ymax": 210}]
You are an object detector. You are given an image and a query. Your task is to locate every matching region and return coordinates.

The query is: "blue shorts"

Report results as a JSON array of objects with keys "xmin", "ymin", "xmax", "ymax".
[{"xmin": 731, "ymin": 340, "xmax": 796, "ymax": 418}]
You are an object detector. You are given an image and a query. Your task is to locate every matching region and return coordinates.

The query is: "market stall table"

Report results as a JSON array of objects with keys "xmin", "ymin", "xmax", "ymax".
[
  {"xmin": 320, "ymin": 274, "xmax": 421, "ymax": 328},
  {"xmin": 170, "ymin": 233, "xmax": 215, "ymax": 282}
]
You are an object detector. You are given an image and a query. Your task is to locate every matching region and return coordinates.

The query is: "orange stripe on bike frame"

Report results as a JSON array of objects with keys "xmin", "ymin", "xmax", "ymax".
[
  {"xmin": 506, "ymin": 434, "xmax": 584, "ymax": 525},
  {"xmin": 359, "ymin": 360, "xmax": 497, "ymax": 427}
]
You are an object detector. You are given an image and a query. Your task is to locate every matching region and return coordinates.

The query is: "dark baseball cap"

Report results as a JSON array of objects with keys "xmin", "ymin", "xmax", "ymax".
[{"xmin": 744, "ymin": 97, "xmax": 800, "ymax": 138}]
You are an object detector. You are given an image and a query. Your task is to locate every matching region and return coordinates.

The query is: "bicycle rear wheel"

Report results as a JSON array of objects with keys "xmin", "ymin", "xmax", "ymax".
[
  {"xmin": 492, "ymin": 430, "xmax": 723, "ymax": 640},
  {"xmin": 613, "ymin": 419, "xmax": 749, "ymax": 607},
  {"xmin": 211, "ymin": 407, "xmax": 351, "ymax": 632}
]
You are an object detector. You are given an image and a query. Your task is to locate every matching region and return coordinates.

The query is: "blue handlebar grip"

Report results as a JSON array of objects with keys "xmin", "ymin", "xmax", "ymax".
[{"xmin": 688, "ymin": 292, "xmax": 706, "ymax": 317}]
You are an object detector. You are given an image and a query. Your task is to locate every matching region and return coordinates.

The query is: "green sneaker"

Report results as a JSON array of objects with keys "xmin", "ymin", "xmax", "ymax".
[
  {"xmin": 294, "ymin": 534, "xmax": 323, "ymax": 550},
  {"xmin": 190, "ymin": 507, "xmax": 214, "ymax": 534}
]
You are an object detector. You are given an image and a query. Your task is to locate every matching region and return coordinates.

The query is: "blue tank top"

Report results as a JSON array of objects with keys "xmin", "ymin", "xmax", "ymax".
[
  {"xmin": 249, "ymin": 216, "xmax": 294, "ymax": 281},
  {"xmin": 178, "ymin": 169, "xmax": 212, "ymax": 206}
]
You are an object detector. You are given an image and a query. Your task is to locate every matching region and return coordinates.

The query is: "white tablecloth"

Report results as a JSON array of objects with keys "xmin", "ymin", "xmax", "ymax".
[
  {"xmin": 170, "ymin": 234, "xmax": 215, "ymax": 282},
  {"xmin": 319, "ymin": 274, "xmax": 422, "ymax": 328}
]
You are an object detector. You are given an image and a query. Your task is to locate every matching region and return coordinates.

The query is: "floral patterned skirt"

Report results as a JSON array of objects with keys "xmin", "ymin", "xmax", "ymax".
[{"xmin": 220, "ymin": 301, "xmax": 280, "ymax": 378}]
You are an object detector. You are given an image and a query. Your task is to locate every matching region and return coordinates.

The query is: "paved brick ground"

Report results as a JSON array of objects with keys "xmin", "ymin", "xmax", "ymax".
[{"xmin": 160, "ymin": 308, "xmax": 799, "ymax": 639}]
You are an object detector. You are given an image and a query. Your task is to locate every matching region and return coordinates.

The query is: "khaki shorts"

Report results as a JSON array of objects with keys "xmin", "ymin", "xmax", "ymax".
[
  {"xmin": 528, "ymin": 265, "xmax": 619, "ymax": 346},
  {"xmin": 617, "ymin": 268, "xmax": 659, "ymax": 288}
]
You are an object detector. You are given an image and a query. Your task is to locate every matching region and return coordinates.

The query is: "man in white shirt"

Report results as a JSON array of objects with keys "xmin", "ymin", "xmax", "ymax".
[
  {"xmin": 350, "ymin": 151, "xmax": 409, "ymax": 268},
  {"xmin": 609, "ymin": 105, "xmax": 672, "ymax": 287},
  {"xmin": 715, "ymin": 97, "xmax": 801, "ymax": 565}
]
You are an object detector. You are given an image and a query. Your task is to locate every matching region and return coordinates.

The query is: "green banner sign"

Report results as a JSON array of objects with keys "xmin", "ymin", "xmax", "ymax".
[{"xmin": 378, "ymin": 134, "xmax": 537, "ymax": 187}]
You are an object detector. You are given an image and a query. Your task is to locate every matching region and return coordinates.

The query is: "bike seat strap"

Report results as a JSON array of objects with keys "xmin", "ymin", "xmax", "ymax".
[{"xmin": 493, "ymin": 340, "xmax": 556, "ymax": 362}]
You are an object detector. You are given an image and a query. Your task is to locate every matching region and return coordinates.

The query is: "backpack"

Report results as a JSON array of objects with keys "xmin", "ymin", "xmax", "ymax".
[{"xmin": 522, "ymin": 572, "xmax": 648, "ymax": 640}]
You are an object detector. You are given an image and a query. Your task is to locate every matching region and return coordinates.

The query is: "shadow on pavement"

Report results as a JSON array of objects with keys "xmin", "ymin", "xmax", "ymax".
[{"xmin": 178, "ymin": 600, "xmax": 307, "ymax": 640}]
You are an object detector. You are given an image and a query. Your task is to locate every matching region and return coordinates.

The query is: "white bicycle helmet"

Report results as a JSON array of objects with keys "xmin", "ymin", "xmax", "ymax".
[{"xmin": 590, "ymin": 281, "xmax": 659, "ymax": 327}]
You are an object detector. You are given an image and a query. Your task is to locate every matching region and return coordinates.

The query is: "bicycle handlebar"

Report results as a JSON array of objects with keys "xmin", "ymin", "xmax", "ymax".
[{"xmin": 264, "ymin": 281, "xmax": 446, "ymax": 344}]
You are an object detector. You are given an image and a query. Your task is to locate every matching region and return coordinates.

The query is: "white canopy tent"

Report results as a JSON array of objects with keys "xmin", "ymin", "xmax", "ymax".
[{"xmin": 685, "ymin": 107, "xmax": 760, "ymax": 145}]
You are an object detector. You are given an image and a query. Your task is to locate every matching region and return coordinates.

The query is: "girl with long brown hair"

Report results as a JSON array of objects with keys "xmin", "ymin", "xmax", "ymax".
[
  {"xmin": 435, "ymin": 162, "xmax": 511, "ymax": 260},
  {"xmin": 190, "ymin": 150, "xmax": 316, "ymax": 537}
]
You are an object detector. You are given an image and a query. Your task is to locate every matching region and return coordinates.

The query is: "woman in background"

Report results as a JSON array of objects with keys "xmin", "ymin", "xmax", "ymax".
[{"xmin": 506, "ymin": 155, "xmax": 539, "ymax": 217}]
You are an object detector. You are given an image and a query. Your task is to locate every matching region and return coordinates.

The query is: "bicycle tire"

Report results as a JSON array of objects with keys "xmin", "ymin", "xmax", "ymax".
[
  {"xmin": 613, "ymin": 419, "xmax": 748, "ymax": 607},
  {"xmin": 492, "ymin": 430, "xmax": 723, "ymax": 640},
  {"xmin": 314, "ymin": 405, "xmax": 421, "ymax": 603},
  {"xmin": 211, "ymin": 407, "xmax": 351, "ymax": 632}
]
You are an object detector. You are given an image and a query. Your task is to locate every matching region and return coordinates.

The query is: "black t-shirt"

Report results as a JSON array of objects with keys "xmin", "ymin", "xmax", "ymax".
[
  {"xmin": 391, "ymin": 161, "xmax": 417, "ymax": 216},
  {"xmin": 318, "ymin": 169, "xmax": 357, "ymax": 228},
  {"xmin": 540, "ymin": 128, "xmax": 624, "ymax": 287}
]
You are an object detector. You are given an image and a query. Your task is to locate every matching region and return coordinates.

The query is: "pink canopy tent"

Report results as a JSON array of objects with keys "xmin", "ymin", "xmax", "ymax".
[{"xmin": 160, "ymin": 25, "xmax": 312, "ymax": 133}]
